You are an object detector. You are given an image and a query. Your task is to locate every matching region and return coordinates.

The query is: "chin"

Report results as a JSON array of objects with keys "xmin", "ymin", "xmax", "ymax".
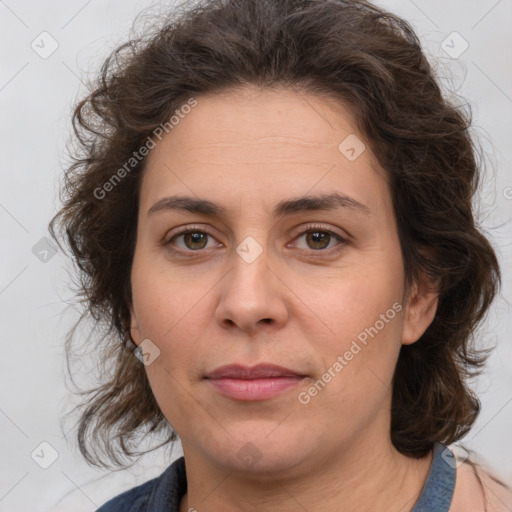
[{"xmin": 201, "ymin": 423, "xmax": 319, "ymax": 476}]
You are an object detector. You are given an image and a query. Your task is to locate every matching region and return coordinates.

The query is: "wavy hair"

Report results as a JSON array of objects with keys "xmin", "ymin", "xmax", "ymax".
[{"xmin": 49, "ymin": 0, "xmax": 500, "ymax": 469}]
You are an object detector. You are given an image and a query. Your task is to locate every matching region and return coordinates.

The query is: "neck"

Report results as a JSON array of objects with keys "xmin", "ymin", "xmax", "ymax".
[{"xmin": 179, "ymin": 434, "xmax": 433, "ymax": 512}]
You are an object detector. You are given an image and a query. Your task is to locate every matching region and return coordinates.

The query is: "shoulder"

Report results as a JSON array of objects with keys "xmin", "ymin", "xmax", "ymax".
[
  {"xmin": 95, "ymin": 456, "xmax": 186, "ymax": 512},
  {"xmin": 450, "ymin": 460, "xmax": 512, "ymax": 512},
  {"xmin": 95, "ymin": 476, "xmax": 158, "ymax": 512}
]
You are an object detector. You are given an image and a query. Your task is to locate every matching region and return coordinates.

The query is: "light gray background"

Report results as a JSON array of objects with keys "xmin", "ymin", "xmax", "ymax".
[{"xmin": 1, "ymin": 0, "xmax": 511, "ymax": 510}]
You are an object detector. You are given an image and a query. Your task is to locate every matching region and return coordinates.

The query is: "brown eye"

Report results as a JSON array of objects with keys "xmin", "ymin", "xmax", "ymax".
[
  {"xmin": 305, "ymin": 231, "xmax": 332, "ymax": 250},
  {"xmin": 182, "ymin": 232, "xmax": 209, "ymax": 250},
  {"xmin": 166, "ymin": 229, "xmax": 218, "ymax": 251},
  {"xmin": 292, "ymin": 225, "xmax": 347, "ymax": 252}
]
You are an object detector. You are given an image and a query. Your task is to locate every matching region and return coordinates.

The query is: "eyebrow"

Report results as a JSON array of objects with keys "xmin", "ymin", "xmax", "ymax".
[{"xmin": 147, "ymin": 192, "xmax": 371, "ymax": 218}]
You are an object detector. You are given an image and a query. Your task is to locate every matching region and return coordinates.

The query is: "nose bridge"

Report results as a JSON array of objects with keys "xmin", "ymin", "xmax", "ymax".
[{"xmin": 215, "ymin": 236, "xmax": 288, "ymax": 331}]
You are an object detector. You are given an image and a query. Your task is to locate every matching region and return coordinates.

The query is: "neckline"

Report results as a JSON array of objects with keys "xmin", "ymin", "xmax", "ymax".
[
  {"xmin": 157, "ymin": 442, "xmax": 456, "ymax": 512},
  {"xmin": 410, "ymin": 442, "xmax": 456, "ymax": 512}
]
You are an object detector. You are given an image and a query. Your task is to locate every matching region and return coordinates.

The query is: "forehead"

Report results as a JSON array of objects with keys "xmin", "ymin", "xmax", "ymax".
[
  {"xmin": 150, "ymin": 85, "xmax": 372, "ymax": 161},
  {"xmin": 139, "ymin": 85, "xmax": 390, "ymax": 217}
]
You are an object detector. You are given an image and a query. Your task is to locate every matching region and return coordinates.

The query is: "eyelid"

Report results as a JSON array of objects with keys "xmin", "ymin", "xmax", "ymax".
[
  {"xmin": 163, "ymin": 224, "xmax": 221, "ymax": 245},
  {"xmin": 291, "ymin": 223, "xmax": 348, "ymax": 240},
  {"xmin": 288, "ymin": 223, "xmax": 349, "ymax": 250}
]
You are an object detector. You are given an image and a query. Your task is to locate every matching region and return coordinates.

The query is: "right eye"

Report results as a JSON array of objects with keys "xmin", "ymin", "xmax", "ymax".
[{"xmin": 164, "ymin": 227, "xmax": 222, "ymax": 252}]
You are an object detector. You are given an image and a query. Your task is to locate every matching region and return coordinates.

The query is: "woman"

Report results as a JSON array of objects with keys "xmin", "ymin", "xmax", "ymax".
[{"xmin": 49, "ymin": 0, "xmax": 512, "ymax": 510}]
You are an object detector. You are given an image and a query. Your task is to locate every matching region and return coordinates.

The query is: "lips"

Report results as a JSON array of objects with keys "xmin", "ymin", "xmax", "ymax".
[
  {"xmin": 205, "ymin": 363, "xmax": 306, "ymax": 401},
  {"xmin": 206, "ymin": 363, "xmax": 305, "ymax": 380}
]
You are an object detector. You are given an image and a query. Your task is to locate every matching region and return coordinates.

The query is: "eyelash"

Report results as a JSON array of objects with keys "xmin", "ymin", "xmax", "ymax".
[{"xmin": 164, "ymin": 223, "xmax": 348, "ymax": 255}]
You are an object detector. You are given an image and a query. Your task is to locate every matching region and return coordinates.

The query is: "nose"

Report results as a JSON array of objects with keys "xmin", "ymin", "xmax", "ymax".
[{"xmin": 215, "ymin": 243, "xmax": 290, "ymax": 333}]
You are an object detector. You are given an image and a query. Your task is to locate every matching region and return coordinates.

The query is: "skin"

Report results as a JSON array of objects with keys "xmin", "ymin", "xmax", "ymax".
[
  {"xmin": 450, "ymin": 463, "xmax": 512, "ymax": 511},
  {"xmin": 129, "ymin": 85, "xmax": 442, "ymax": 512}
]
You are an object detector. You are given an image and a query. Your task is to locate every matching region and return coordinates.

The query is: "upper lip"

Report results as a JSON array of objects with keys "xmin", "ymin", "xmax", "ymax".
[{"xmin": 206, "ymin": 363, "xmax": 305, "ymax": 380}]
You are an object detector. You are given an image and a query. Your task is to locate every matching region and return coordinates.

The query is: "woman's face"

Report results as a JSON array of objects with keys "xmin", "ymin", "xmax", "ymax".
[{"xmin": 129, "ymin": 85, "xmax": 437, "ymax": 474}]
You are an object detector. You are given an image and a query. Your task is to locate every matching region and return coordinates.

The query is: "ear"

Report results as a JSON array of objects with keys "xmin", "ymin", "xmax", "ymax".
[
  {"xmin": 401, "ymin": 272, "xmax": 439, "ymax": 346},
  {"xmin": 129, "ymin": 304, "xmax": 142, "ymax": 346}
]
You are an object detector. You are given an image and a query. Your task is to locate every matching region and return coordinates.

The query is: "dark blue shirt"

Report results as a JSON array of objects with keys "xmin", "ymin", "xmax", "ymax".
[{"xmin": 96, "ymin": 442, "xmax": 456, "ymax": 511}]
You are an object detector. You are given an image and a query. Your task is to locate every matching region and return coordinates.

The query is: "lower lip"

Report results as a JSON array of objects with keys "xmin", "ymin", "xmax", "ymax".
[{"xmin": 207, "ymin": 377, "xmax": 304, "ymax": 401}]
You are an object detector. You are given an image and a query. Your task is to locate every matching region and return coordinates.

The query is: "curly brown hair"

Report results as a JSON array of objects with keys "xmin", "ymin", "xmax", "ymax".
[{"xmin": 49, "ymin": 0, "xmax": 500, "ymax": 469}]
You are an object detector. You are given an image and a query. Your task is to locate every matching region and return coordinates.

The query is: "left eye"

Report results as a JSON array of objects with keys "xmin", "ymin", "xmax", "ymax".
[{"xmin": 292, "ymin": 228, "xmax": 346, "ymax": 251}]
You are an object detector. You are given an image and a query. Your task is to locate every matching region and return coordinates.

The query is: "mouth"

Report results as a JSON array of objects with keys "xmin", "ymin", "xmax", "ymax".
[{"xmin": 205, "ymin": 363, "xmax": 307, "ymax": 401}]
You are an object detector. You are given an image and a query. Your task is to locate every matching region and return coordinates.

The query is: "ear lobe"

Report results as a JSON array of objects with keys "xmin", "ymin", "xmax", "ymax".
[
  {"xmin": 401, "ymin": 274, "xmax": 439, "ymax": 346},
  {"xmin": 129, "ymin": 304, "xmax": 142, "ymax": 346}
]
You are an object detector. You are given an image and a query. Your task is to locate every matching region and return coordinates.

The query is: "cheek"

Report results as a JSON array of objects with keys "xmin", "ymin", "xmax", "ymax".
[
  {"xmin": 130, "ymin": 257, "xmax": 217, "ymax": 389},
  {"xmin": 131, "ymin": 271, "xmax": 209, "ymax": 428},
  {"xmin": 322, "ymin": 253, "xmax": 403, "ymax": 337},
  {"xmin": 131, "ymin": 252, "xmax": 211, "ymax": 339},
  {"xmin": 301, "ymin": 292, "xmax": 403, "ymax": 436},
  {"xmin": 313, "ymin": 253, "xmax": 405, "ymax": 392}
]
